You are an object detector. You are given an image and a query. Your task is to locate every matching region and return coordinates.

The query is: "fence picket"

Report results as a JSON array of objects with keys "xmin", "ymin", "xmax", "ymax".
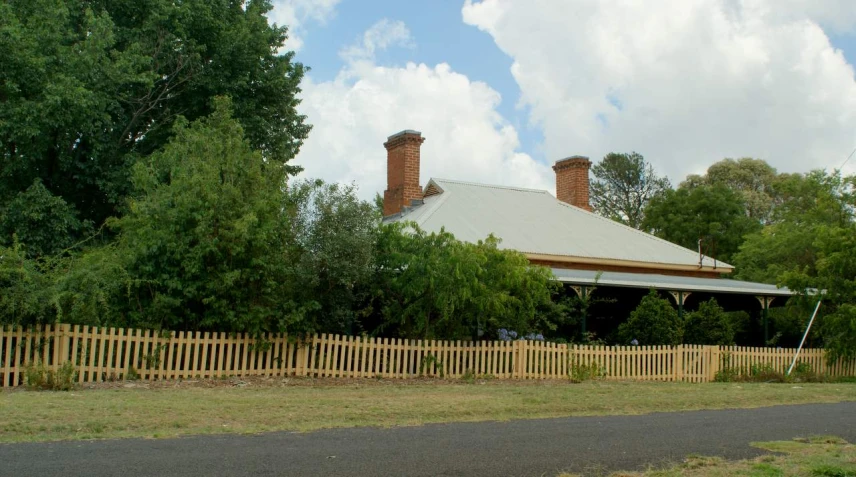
[{"xmin": 2, "ymin": 327, "xmax": 10, "ymax": 387}]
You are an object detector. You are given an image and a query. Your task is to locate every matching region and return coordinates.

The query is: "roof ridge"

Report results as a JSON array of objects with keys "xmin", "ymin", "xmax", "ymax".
[
  {"xmin": 430, "ymin": 178, "xmax": 550, "ymax": 194},
  {"xmin": 552, "ymin": 200, "xmax": 733, "ymax": 269}
]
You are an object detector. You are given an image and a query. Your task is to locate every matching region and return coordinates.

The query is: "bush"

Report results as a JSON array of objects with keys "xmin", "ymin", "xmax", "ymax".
[
  {"xmin": 24, "ymin": 361, "xmax": 76, "ymax": 391},
  {"xmin": 617, "ymin": 290, "xmax": 682, "ymax": 345},
  {"xmin": 747, "ymin": 363, "xmax": 786, "ymax": 382},
  {"xmin": 713, "ymin": 355, "xmax": 826, "ymax": 383},
  {"xmin": 568, "ymin": 357, "xmax": 606, "ymax": 382},
  {"xmin": 683, "ymin": 299, "xmax": 735, "ymax": 345}
]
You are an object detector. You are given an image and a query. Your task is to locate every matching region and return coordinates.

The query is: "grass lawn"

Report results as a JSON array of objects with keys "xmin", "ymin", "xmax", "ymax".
[
  {"xmin": 1, "ymin": 378, "xmax": 854, "ymax": 443},
  {"xmin": 559, "ymin": 436, "xmax": 856, "ymax": 476}
]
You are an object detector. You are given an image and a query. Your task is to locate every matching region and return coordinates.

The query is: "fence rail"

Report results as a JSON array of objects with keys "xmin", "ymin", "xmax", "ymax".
[{"xmin": 1, "ymin": 324, "xmax": 854, "ymax": 387}]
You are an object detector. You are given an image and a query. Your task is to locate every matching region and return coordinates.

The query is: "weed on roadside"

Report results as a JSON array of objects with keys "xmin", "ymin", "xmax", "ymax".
[
  {"xmin": 24, "ymin": 361, "xmax": 77, "ymax": 391},
  {"xmin": 568, "ymin": 356, "xmax": 606, "ymax": 382},
  {"xmin": 714, "ymin": 355, "xmax": 830, "ymax": 384}
]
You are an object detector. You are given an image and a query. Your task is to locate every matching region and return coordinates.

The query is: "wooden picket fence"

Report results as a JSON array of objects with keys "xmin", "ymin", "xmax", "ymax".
[{"xmin": 1, "ymin": 324, "xmax": 854, "ymax": 387}]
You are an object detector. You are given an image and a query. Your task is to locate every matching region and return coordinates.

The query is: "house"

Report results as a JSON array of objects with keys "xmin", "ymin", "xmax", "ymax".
[{"xmin": 381, "ymin": 130, "xmax": 791, "ymax": 343}]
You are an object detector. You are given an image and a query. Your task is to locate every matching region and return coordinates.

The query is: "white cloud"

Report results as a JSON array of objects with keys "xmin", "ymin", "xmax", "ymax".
[
  {"xmin": 339, "ymin": 19, "xmax": 414, "ymax": 62},
  {"xmin": 462, "ymin": 0, "xmax": 856, "ymax": 181},
  {"xmin": 293, "ymin": 19, "xmax": 553, "ymax": 199},
  {"xmin": 741, "ymin": 0, "xmax": 856, "ymax": 33},
  {"xmin": 268, "ymin": 0, "xmax": 340, "ymax": 51}
]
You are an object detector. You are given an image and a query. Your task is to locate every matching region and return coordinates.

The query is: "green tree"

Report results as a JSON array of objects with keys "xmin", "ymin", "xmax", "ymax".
[
  {"xmin": 1, "ymin": 0, "xmax": 309, "ymax": 244},
  {"xmin": 590, "ymin": 152, "xmax": 671, "ymax": 229},
  {"xmin": 370, "ymin": 223, "xmax": 562, "ymax": 340},
  {"xmin": 111, "ymin": 98, "xmax": 294, "ymax": 335},
  {"xmin": 728, "ymin": 170, "xmax": 856, "ymax": 358},
  {"xmin": 642, "ymin": 184, "xmax": 762, "ymax": 263},
  {"xmin": 683, "ymin": 158, "xmax": 779, "ymax": 223},
  {"xmin": 0, "ymin": 180, "xmax": 87, "ymax": 258},
  {"xmin": 0, "ymin": 241, "xmax": 52, "ymax": 326},
  {"xmin": 733, "ymin": 171, "xmax": 854, "ymax": 284},
  {"xmin": 617, "ymin": 290, "xmax": 682, "ymax": 345},
  {"xmin": 683, "ymin": 299, "xmax": 734, "ymax": 345},
  {"xmin": 781, "ymin": 222, "xmax": 856, "ymax": 361},
  {"xmin": 284, "ymin": 180, "xmax": 381, "ymax": 335},
  {"xmin": 47, "ymin": 242, "xmax": 131, "ymax": 327}
]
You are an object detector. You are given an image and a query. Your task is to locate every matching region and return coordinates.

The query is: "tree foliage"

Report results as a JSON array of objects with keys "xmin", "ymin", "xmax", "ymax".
[
  {"xmin": 729, "ymin": 169, "xmax": 855, "ymax": 359},
  {"xmin": 111, "ymin": 98, "xmax": 295, "ymax": 334},
  {"xmin": 0, "ymin": 180, "xmax": 88, "ymax": 258},
  {"xmin": 780, "ymin": 220, "xmax": 856, "ymax": 361},
  {"xmin": 0, "ymin": 241, "xmax": 52, "ymax": 325},
  {"xmin": 370, "ymin": 224, "xmax": 564, "ymax": 340},
  {"xmin": 617, "ymin": 290, "xmax": 682, "ymax": 346},
  {"xmin": 1, "ymin": 0, "xmax": 310, "ymax": 243},
  {"xmin": 683, "ymin": 299, "xmax": 734, "ymax": 345},
  {"xmin": 642, "ymin": 184, "xmax": 761, "ymax": 264},
  {"xmin": 590, "ymin": 152, "xmax": 671, "ymax": 229},
  {"xmin": 683, "ymin": 158, "xmax": 779, "ymax": 223},
  {"xmin": 733, "ymin": 171, "xmax": 854, "ymax": 283},
  {"xmin": 283, "ymin": 179, "xmax": 381, "ymax": 336}
]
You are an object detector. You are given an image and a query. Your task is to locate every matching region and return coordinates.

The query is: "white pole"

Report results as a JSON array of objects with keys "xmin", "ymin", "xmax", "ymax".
[{"xmin": 787, "ymin": 299, "xmax": 822, "ymax": 376}]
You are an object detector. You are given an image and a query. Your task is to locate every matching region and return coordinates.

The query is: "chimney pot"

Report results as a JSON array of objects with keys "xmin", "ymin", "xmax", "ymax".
[
  {"xmin": 553, "ymin": 156, "xmax": 592, "ymax": 211},
  {"xmin": 383, "ymin": 130, "xmax": 425, "ymax": 216}
]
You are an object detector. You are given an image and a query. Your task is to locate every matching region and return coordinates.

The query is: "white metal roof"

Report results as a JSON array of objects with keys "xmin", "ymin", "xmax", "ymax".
[
  {"xmin": 551, "ymin": 269, "xmax": 791, "ymax": 296},
  {"xmin": 388, "ymin": 178, "xmax": 732, "ymax": 271}
]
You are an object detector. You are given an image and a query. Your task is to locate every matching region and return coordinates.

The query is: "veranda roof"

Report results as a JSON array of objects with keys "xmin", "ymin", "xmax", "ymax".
[{"xmin": 550, "ymin": 268, "xmax": 793, "ymax": 297}]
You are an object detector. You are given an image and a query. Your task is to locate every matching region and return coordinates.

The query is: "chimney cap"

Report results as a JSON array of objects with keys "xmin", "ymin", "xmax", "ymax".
[
  {"xmin": 555, "ymin": 155, "xmax": 590, "ymax": 164},
  {"xmin": 386, "ymin": 129, "xmax": 422, "ymax": 141},
  {"xmin": 553, "ymin": 155, "xmax": 591, "ymax": 171}
]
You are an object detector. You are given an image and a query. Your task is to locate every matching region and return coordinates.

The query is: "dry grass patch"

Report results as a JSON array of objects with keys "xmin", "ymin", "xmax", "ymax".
[
  {"xmin": 1, "ymin": 378, "xmax": 854, "ymax": 443},
  {"xmin": 558, "ymin": 435, "xmax": 856, "ymax": 476}
]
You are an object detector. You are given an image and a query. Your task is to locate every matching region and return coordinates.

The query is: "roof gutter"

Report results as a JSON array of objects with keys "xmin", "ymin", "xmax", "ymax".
[{"xmin": 525, "ymin": 253, "xmax": 733, "ymax": 275}]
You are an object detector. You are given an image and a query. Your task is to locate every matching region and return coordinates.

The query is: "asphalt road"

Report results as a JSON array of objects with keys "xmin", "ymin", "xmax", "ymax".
[{"xmin": 1, "ymin": 402, "xmax": 854, "ymax": 477}]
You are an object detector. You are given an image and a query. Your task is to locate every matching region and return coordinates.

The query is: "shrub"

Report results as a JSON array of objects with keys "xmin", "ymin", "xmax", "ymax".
[
  {"xmin": 568, "ymin": 358, "xmax": 606, "ymax": 382},
  {"xmin": 789, "ymin": 361, "xmax": 827, "ymax": 383},
  {"xmin": 617, "ymin": 290, "xmax": 682, "ymax": 345},
  {"xmin": 126, "ymin": 366, "xmax": 141, "ymax": 381},
  {"xmin": 24, "ymin": 362, "xmax": 48, "ymax": 389},
  {"xmin": 713, "ymin": 356, "xmax": 826, "ymax": 383},
  {"xmin": 748, "ymin": 363, "xmax": 786, "ymax": 382},
  {"xmin": 419, "ymin": 354, "xmax": 444, "ymax": 377},
  {"xmin": 683, "ymin": 299, "xmax": 735, "ymax": 345},
  {"xmin": 24, "ymin": 361, "xmax": 76, "ymax": 391},
  {"xmin": 713, "ymin": 352, "xmax": 741, "ymax": 382}
]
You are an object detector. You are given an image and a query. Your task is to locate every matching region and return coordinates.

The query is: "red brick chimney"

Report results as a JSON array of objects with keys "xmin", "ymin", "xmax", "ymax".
[
  {"xmin": 553, "ymin": 156, "xmax": 592, "ymax": 211},
  {"xmin": 383, "ymin": 130, "xmax": 425, "ymax": 216}
]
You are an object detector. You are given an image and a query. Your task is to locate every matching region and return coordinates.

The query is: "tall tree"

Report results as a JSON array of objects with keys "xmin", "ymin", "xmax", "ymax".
[
  {"xmin": 284, "ymin": 179, "xmax": 381, "ymax": 336},
  {"xmin": 731, "ymin": 170, "xmax": 856, "ymax": 360},
  {"xmin": 111, "ymin": 98, "xmax": 295, "ymax": 335},
  {"xmin": 1, "ymin": 0, "xmax": 310, "ymax": 250},
  {"xmin": 683, "ymin": 158, "xmax": 779, "ymax": 223},
  {"xmin": 642, "ymin": 184, "xmax": 761, "ymax": 264},
  {"xmin": 733, "ymin": 170, "xmax": 854, "ymax": 284},
  {"xmin": 590, "ymin": 152, "xmax": 671, "ymax": 229}
]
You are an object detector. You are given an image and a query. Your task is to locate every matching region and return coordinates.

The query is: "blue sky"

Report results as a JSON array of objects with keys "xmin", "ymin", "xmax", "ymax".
[
  {"xmin": 277, "ymin": 0, "xmax": 856, "ymax": 198},
  {"xmin": 297, "ymin": 1, "xmax": 540, "ymax": 153}
]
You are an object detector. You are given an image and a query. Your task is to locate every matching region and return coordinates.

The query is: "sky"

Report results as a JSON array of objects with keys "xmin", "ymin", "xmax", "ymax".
[{"xmin": 269, "ymin": 0, "xmax": 856, "ymax": 199}]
